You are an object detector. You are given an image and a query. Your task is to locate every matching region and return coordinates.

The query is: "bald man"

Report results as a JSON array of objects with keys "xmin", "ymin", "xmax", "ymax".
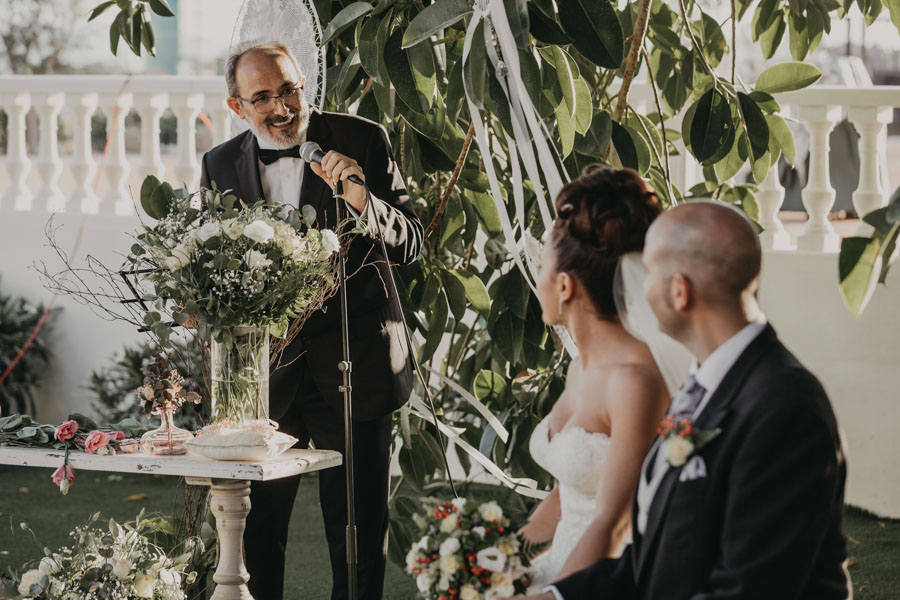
[{"xmin": 517, "ymin": 202, "xmax": 851, "ymax": 600}]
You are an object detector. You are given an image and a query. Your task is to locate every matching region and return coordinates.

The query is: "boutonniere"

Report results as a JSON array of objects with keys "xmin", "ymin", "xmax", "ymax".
[{"xmin": 658, "ymin": 414, "xmax": 721, "ymax": 467}]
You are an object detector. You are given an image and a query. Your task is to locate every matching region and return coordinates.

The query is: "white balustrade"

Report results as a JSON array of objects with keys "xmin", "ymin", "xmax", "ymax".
[
  {"xmin": 171, "ymin": 91, "xmax": 205, "ymax": 190},
  {"xmin": 1, "ymin": 91, "xmax": 32, "ymax": 211},
  {"xmin": 797, "ymin": 105, "xmax": 842, "ymax": 252},
  {"xmin": 68, "ymin": 92, "xmax": 100, "ymax": 213},
  {"xmin": 209, "ymin": 98, "xmax": 234, "ymax": 147},
  {"xmin": 34, "ymin": 92, "xmax": 66, "ymax": 212},
  {"xmin": 757, "ymin": 167, "xmax": 791, "ymax": 250},
  {"xmin": 849, "ymin": 105, "xmax": 894, "ymax": 234},
  {"xmin": 135, "ymin": 91, "xmax": 169, "ymax": 180},
  {"xmin": 99, "ymin": 91, "xmax": 134, "ymax": 215}
]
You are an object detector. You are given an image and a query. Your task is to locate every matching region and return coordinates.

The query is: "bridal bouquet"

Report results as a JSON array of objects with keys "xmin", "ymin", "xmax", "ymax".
[
  {"xmin": 5, "ymin": 511, "xmax": 199, "ymax": 600},
  {"xmin": 405, "ymin": 498, "xmax": 529, "ymax": 600},
  {"xmin": 131, "ymin": 177, "xmax": 340, "ymax": 346}
]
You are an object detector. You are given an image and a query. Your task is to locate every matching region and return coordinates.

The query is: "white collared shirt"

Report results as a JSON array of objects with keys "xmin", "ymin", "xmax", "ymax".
[
  {"xmin": 546, "ymin": 315, "xmax": 767, "ymax": 600},
  {"xmin": 256, "ymin": 132, "xmax": 365, "ymax": 219},
  {"xmin": 256, "ymin": 131, "xmax": 307, "ymax": 209}
]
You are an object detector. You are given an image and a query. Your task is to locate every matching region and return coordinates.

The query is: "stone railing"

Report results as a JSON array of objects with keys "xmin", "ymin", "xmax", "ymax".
[{"xmin": 0, "ymin": 75, "xmax": 229, "ymax": 215}]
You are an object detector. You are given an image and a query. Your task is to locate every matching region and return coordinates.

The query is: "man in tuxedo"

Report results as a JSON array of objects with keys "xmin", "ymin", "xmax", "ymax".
[
  {"xmin": 200, "ymin": 43, "xmax": 423, "ymax": 600},
  {"xmin": 510, "ymin": 201, "xmax": 850, "ymax": 600}
]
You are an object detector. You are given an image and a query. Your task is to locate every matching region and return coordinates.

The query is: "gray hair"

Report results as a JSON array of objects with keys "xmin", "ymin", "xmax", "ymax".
[{"xmin": 225, "ymin": 41, "xmax": 303, "ymax": 98}]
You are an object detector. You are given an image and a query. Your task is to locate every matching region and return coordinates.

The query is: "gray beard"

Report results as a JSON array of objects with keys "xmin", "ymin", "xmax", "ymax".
[{"xmin": 247, "ymin": 107, "xmax": 310, "ymax": 149}]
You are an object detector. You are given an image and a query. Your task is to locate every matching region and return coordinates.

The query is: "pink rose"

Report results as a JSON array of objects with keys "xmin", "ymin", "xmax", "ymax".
[
  {"xmin": 118, "ymin": 442, "xmax": 138, "ymax": 454},
  {"xmin": 108, "ymin": 430, "xmax": 125, "ymax": 441},
  {"xmin": 54, "ymin": 420, "xmax": 78, "ymax": 442},
  {"xmin": 51, "ymin": 464, "xmax": 75, "ymax": 494},
  {"xmin": 84, "ymin": 430, "xmax": 110, "ymax": 453}
]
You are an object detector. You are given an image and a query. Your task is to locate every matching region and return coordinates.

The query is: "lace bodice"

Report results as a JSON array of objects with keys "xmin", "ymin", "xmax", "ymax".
[{"xmin": 526, "ymin": 416, "xmax": 613, "ymax": 591}]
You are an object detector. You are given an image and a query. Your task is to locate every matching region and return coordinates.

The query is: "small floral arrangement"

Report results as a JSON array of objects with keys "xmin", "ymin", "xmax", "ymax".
[
  {"xmin": 658, "ymin": 414, "xmax": 721, "ymax": 467},
  {"xmin": 136, "ymin": 352, "xmax": 201, "ymax": 418},
  {"xmin": 405, "ymin": 498, "xmax": 529, "ymax": 600},
  {"xmin": 132, "ymin": 178, "xmax": 342, "ymax": 346},
  {"xmin": 0, "ymin": 413, "xmax": 143, "ymax": 495},
  {"xmin": 5, "ymin": 511, "xmax": 200, "ymax": 599}
]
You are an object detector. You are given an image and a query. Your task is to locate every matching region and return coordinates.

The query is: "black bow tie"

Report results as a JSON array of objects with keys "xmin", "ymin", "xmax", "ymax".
[{"xmin": 258, "ymin": 146, "xmax": 302, "ymax": 165}]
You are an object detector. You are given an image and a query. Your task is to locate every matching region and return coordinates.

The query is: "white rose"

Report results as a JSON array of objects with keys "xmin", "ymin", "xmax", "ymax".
[
  {"xmin": 438, "ymin": 574, "xmax": 451, "ymax": 591},
  {"xmin": 279, "ymin": 235, "xmax": 302, "ymax": 257},
  {"xmin": 133, "ymin": 572, "xmax": 155, "ymax": 598},
  {"xmin": 460, "ymin": 584, "xmax": 482, "ymax": 600},
  {"xmin": 439, "ymin": 537, "xmax": 461, "ymax": 557},
  {"xmin": 243, "ymin": 220, "xmax": 275, "ymax": 244},
  {"xmin": 244, "ymin": 249, "xmax": 273, "ymax": 270},
  {"xmin": 112, "ymin": 558, "xmax": 132, "ymax": 579},
  {"xmin": 49, "ymin": 578, "xmax": 64, "ymax": 595},
  {"xmin": 439, "ymin": 514, "xmax": 460, "ymax": 533},
  {"xmin": 18, "ymin": 569, "xmax": 41, "ymax": 595},
  {"xmin": 472, "ymin": 526, "xmax": 486, "ymax": 539},
  {"xmin": 478, "ymin": 500, "xmax": 503, "ymax": 523},
  {"xmin": 38, "ymin": 556, "xmax": 59, "ymax": 575},
  {"xmin": 274, "ymin": 222, "xmax": 293, "ymax": 239},
  {"xmin": 475, "ymin": 547, "xmax": 505, "ymax": 573},
  {"xmin": 158, "ymin": 568, "xmax": 179, "ymax": 586},
  {"xmin": 405, "ymin": 548, "xmax": 419, "ymax": 573},
  {"xmin": 450, "ymin": 497, "xmax": 467, "ymax": 512},
  {"xmin": 197, "ymin": 222, "xmax": 221, "ymax": 242},
  {"xmin": 164, "ymin": 244, "xmax": 191, "ymax": 271},
  {"xmin": 489, "ymin": 571, "xmax": 515, "ymax": 598},
  {"xmin": 662, "ymin": 435, "xmax": 695, "ymax": 467},
  {"xmin": 497, "ymin": 537, "xmax": 519, "ymax": 556},
  {"xmin": 439, "ymin": 553, "xmax": 462, "ymax": 575},
  {"xmin": 320, "ymin": 229, "xmax": 340, "ymax": 254},
  {"xmin": 222, "ymin": 218, "xmax": 244, "ymax": 240},
  {"xmin": 415, "ymin": 571, "xmax": 436, "ymax": 593}
]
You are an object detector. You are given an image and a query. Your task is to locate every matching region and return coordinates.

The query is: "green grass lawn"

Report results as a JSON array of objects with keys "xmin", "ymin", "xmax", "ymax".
[{"xmin": 1, "ymin": 465, "xmax": 897, "ymax": 599}]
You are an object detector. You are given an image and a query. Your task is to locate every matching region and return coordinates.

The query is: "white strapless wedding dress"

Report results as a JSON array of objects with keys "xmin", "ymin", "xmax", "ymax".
[{"xmin": 526, "ymin": 416, "xmax": 614, "ymax": 592}]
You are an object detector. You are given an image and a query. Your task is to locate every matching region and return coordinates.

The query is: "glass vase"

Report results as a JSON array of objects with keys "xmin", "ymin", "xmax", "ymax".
[
  {"xmin": 140, "ymin": 407, "xmax": 193, "ymax": 455},
  {"xmin": 211, "ymin": 324, "xmax": 270, "ymax": 426}
]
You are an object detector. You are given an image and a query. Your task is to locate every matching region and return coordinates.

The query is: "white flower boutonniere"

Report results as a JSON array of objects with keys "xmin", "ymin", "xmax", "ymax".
[{"xmin": 658, "ymin": 414, "xmax": 721, "ymax": 467}]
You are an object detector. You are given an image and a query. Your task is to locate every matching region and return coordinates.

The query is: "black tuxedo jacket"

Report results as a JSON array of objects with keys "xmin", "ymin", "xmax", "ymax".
[
  {"xmin": 554, "ymin": 325, "xmax": 851, "ymax": 600},
  {"xmin": 200, "ymin": 111, "xmax": 423, "ymax": 421}
]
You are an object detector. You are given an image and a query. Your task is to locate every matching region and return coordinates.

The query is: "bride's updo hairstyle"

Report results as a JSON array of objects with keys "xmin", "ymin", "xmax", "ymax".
[{"xmin": 552, "ymin": 166, "xmax": 662, "ymax": 319}]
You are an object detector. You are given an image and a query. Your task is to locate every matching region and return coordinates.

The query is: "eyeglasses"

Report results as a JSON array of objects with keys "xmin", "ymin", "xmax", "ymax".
[{"xmin": 236, "ymin": 84, "xmax": 303, "ymax": 114}]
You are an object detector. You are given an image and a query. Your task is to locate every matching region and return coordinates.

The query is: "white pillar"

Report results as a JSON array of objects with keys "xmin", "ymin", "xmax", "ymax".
[
  {"xmin": 171, "ymin": 92, "xmax": 204, "ymax": 190},
  {"xmin": 135, "ymin": 92, "xmax": 169, "ymax": 180},
  {"xmin": 211, "ymin": 98, "xmax": 234, "ymax": 147},
  {"xmin": 34, "ymin": 92, "xmax": 66, "ymax": 212},
  {"xmin": 798, "ymin": 105, "xmax": 842, "ymax": 252},
  {"xmin": 208, "ymin": 480, "xmax": 254, "ymax": 600},
  {"xmin": 849, "ymin": 105, "xmax": 894, "ymax": 235},
  {"xmin": 99, "ymin": 91, "xmax": 135, "ymax": 215},
  {"xmin": 1, "ymin": 92, "xmax": 33, "ymax": 211},
  {"xmin": 68, "ymin": 93, "xmax": 100, "ymax": 214},
  {"xmin": 757, "ymin": 165, "xmax": 792, "ymax": 250}
]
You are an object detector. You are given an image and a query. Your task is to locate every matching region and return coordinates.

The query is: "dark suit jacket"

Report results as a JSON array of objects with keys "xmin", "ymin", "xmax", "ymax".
[
  {"xmin": 554, "ymin": 325, "xmax": 851, "ymax": 600},
  {"xmin": 200, "ymin": 111, "xmax": 423, "ymax": 421}
]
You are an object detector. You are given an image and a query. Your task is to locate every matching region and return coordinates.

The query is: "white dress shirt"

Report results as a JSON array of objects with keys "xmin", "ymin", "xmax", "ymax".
[
  {"xmin": 257, "ymin": 132, "xmax": 307, "ymax": 208},
  {"xmin": 546, "ymin": 315, "xmax": 767, "ymax": 600},
  {"xmin": 256, "ymin": 132, "xmax": 365, "ymax": 218}
]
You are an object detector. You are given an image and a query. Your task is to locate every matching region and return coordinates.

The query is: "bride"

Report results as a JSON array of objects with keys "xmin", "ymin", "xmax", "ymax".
[{"xmin": 520, "ymin": 166, "xmax": 688, "ymax": 591}]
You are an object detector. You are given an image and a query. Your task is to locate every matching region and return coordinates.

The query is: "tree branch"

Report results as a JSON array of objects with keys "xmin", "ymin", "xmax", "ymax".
[
  {"xmin": 613, "ymin": 0, "xmax": 653, "ymax": 123},
  {"xmin": 424, "ymin": 121, "xmax": 476, "ymax": 244}
]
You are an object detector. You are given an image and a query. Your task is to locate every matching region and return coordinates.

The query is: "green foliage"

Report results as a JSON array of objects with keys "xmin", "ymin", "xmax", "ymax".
[
  {"xmin": 0, "ymin": 285, "xmax": 59, "ymax": 418},
  {"xmin": 839, "ymin": 190, "xmax": 900, "ymax": 316}
]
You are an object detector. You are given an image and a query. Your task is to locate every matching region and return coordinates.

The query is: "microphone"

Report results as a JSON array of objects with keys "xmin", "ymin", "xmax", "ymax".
[{"xmin": 299, "ymin": 141, "xmax": 365, "ymax": 187}]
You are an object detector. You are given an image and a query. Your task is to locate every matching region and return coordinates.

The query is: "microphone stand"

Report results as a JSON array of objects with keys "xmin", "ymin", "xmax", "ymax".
[{"xmin": 334, "ymin": 179, "xmax": 358, "ymax": 600}]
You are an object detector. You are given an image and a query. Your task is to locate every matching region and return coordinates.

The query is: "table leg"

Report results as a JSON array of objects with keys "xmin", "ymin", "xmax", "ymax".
[{"xmin": 209, "ymin": 479, "xmax": 254, "ymax": 600}]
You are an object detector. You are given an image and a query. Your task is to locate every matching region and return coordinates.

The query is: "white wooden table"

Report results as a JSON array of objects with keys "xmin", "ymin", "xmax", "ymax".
[{"xmin": 0, "ymin": 447, "xmax": 342, "ymax": 600}]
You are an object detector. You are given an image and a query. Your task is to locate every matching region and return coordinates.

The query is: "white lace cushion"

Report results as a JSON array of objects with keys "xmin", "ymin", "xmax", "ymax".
[{"xmin": 184, "ymin": 428, "xmax": 298, "ymax": 462}]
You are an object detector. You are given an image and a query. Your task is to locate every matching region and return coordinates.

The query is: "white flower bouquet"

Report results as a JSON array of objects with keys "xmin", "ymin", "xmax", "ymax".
[
  {"xmin": 5, "ymin": 511, "xmax": 200, "ymax": 600},
  {"xmin": 131, "ymin": 178, "xmax": 340, "ymax": 346},
  {"xmin": 405, "ymin": 498, "xmax": 529, "ymax": 600}
]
